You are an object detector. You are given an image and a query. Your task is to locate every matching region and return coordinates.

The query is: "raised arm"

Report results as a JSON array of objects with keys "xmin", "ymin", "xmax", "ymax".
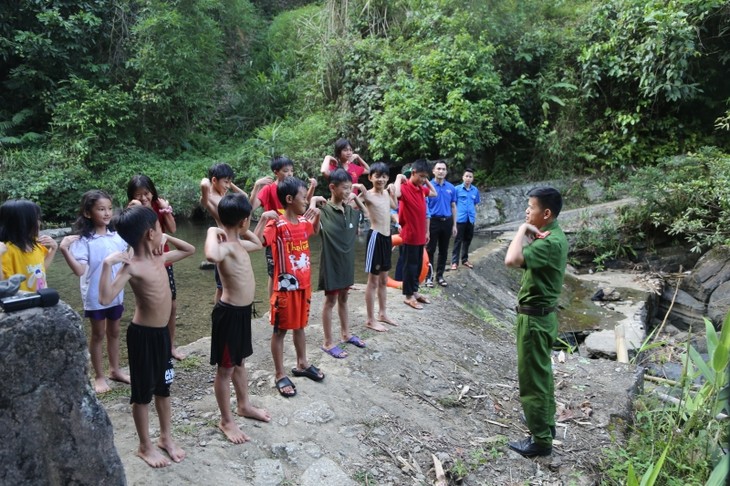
[
  {"xmin": 157, "ymin": 197, "xmax": 176, "ymax": 233},
  {"xmin": 249, "ymin": 176, "xmax": 273, "ymax": 211},
  {"xmin": 505, "ymin": 223, "xmax": 540, "ymax": 268},
  {"xmin": 99, "ymin": 251, "xmax": 132, "ymax": 306},
  {"xmin": 387, "ymin": 184, "xmax": 398, "ymax": 209},
  {"xmin": 162, "ymin": 234, "xmax": 196, "ymax": 264},
  {"xmin": 353, "ymin": 154, "xmax": 370, "ymax": 174},
  {"xmin": 37, "ymin": 234, "xmax": 58, "ymax": 269},
  {"xmin": 394, "ymin": 174, "xmax": 406, "ymax": 199},
  {"xmin": 306, "ymin": 178, "xmax": 318, "ymax": 201},
  {"xmin": 424, "ymin": 179, "xmax": 437, "ymax": 197},
  {"xmin": 58, "ymin": 235, "xmax": 87, "ymax": 277},
  {"xmin": 204, "ymin": 227, "xmax": 228, "ymax": 263},
  {"xmin": 305, "ymin": 198, "xmax": 322, "ymax": 234},
  {"xmin": 254, "ymin": 211, "xmax": 279, "ymax": 242},
  {"xmin": 239, "ymin": 229, "xmax": 263, "ymax": 252},
  {"xmin": 320, "ymin": 156, "xmax": 337, "ymax": 178}
]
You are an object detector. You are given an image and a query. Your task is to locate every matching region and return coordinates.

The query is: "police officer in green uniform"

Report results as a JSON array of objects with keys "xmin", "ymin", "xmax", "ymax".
[{"xmin": 504, "ymin": 187, "xmax": 568, "ymax": 457}]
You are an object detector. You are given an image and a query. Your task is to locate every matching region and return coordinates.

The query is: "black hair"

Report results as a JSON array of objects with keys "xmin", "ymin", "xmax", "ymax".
[
  {"xmin": 411, "ymin": 159, "xmax": 430, "ymax": 175},
  {"xmin": 218, "ymin": 193, "xmax": 252, "ymax": 227},
  {"xmin": 73, "ymin": 190, "xmax": 113, "ymax": 238},
  {"xmin": 527, "ymin": 187, "xmax": 563, "ymax": 218},
  {"xmin": 369, "ymin": 162, "xmax": 389, "ymax": 177},
  {"xmin": 329, "ymin": 168, "xmax": 351, "ymax": 187},
  {"xmin": 276, "ymin": 177, "xmax": 307, "ymax": 207},
  {"xmin": 114, "ymin": 206, "xmax": 158, "ymax": 250},
  {"xmin": 126, "ymin": 174, "xmax": 159, "ymax": 203},
  {"xmin": 270, "ymin": 156, "xmax": 294, "ymax": 172},
  {"xmin": 208, "ymin": 163, "xmax": 235, "ymax": 180},
  {"xmin": 0, "ymin": 199, "xmax": 42, "ymax": 252},
  {"xmin": 334, "ymin": 138, "xmax": 352, "ymax": 160},
  {"xmin": 464, "ymin": 167, "xmax": 474, "ymax": 174}
]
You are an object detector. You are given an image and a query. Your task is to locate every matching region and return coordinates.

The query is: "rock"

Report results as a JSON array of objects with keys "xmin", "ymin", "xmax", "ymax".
[
  {"xmin": 707, "ymin": 280, "xmax": 730, "ymax": 326},
  {"xmin": 300, "ymin": 457, "xmax": 357, "ymax": 486},
  {"xmin": 252, "ymin": 459, "xmax": 285, "ymax": 486},
  {"xmin": 681, "ymin": 246, "xmax": 730, "ymax": 303},
  {"xmin": 0, "ymin": 302, "xmax": 125, "ymax": 485},
  {"xmin": 659, "ymin": 286, "xmax": 705, "ymax": 330}
]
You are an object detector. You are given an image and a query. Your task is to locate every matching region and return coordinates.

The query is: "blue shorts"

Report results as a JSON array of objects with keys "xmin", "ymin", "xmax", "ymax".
[{"xmin": 85, "ymin": 305, "xmax": 124, "ymax": 321}]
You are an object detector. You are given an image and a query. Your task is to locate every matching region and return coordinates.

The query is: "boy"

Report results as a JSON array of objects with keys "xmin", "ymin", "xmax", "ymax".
[
  {"xmin": 504, "ymin": 187, "xmax": 568, "ymax": 457},
  {"xmin": 99, "ymin": 206, "xmax": 195, "ymax": 468},
  {"xmin": 452, "ymin": 167, "xmax": 481, "ymax": 270},
  {"xmin": 254, "ymin": 176, "xmax": 324, "ymax": 398},
  {"xmin": 316, "ymin": 169, "xmax": 366, "ymax": 359},
  {"xmin": 394, "ymin": 159, "xmax": 437, "ymax": 310},
  {"xmin": 204, "ymin": 193, "xmax": 271, "ymax": 444},
  {"xmin": 250, "ymin": 156, "xmax": 317, "ymax": 299},
  {"xmin": 200, "ymin": 162, "xmax": 248, "ymax": 303},
  {"xmin": 354, "ymin": 162, "xmax": 398, "ymax": 331}
]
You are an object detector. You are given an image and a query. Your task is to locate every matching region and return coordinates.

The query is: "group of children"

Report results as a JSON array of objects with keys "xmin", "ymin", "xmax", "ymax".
[{"xmin": 0, "ymin": 138, "xmax": 480, "ymax": 469}]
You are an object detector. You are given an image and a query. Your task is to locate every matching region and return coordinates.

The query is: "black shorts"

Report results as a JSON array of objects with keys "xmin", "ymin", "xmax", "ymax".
[
  {"xmin": 165, "ymin": 264, "xmax": 177, "ymax": 300},
  {"xmin": 365, "ymin": 229, "xmax": 392, "ymax": 274},
  {"xmin": 210, "ymin": 301, "xmax": 253, "ymax": 368},
  {"xmin": 127, "ymin": 323, "xmax": 174, "ymax": 404},
  {"xmin": 265, "ymin": 246, "xmax": 274, "ymax": 278}
]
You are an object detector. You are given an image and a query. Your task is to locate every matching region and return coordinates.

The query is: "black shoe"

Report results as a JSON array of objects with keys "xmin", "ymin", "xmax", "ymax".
[{"xmin": 508, "ymin": 436, "xmax": 552, "ymax": 457}]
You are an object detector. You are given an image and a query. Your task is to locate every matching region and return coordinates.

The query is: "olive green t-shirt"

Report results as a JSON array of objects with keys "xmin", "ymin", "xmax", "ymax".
[
  {"xmin": 317, "ymin": 202, "xmax": 359, "ymax": 292},
  {"xmin": 517, "ymin": 220, "xmax": 568, "ymax": 308}
]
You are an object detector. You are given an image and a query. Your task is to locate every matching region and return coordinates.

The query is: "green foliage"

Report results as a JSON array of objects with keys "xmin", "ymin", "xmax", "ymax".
[
  {"xmin": 601, "ymin": 315, "xmax": 730, "ymax": 485},
  {"xmin": 570, "ymin": 215, "xmax": 638, "ymax": 270},
  {"xmin": 618, "ymin": 147, "xmax": 730, "ymax": 253}
]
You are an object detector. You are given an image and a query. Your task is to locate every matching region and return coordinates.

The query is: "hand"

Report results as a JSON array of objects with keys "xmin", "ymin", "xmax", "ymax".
[
  {"xmin": 158, "ymin": 197, "xmax": 170, "ymax": 209},
  {"xmin": 304, "ymin": 206, "xmax": 320, "ymax": 220},
  {"xmin": 309, "ymin": 196, "xmax": 327, "ymax": 207},
  {"xmin": 127, "ymin": 199, "xmax": 142, "ymax": 208},
  {"xmin": 260, "ymin": 210, "xmax": 279, "ymax": 221},
  {"xmin": 352, "ymin": 183, "xmax": 366, "ymax": 194},
  {"xmin": 38, "ymin": 234, "xmax": 58, "ymax": 251},
  {"xmin": 104, "ymin": 250, "xmax": 132, "ymax": 266},
  {"xmin": 308, "ymin": 178, "xmax": 318, "ymax": 189},
  {"xmin": 387, "ymin": 184, "xmax": 395, "ymax": 195},
  {"xmin": 60, "ymin": 235, "xmax": 80, "ymax": 251},
  {"xmin": 425, "ymin": 232, "xmax": 430, "ymax": 244},
  {"xmin": 200, "ymin": 177, "xmax": 211, "ymax": 189},
  {"xmin": 396, "ymin": 174, "xmax": 407, "ymax": 182},
  {"xmin": 209, "ymin": 227, "xmax": 227, "ymax": 243},
  {"xmin": 256, "ymin": 176, "xmax": 274, "ymax": 187},
  {"xmin": 153, "ymin": 234, "xmax": 168, "ymax": 256},
  {"xmin": 452, "ymin": 226, "xmax": 457, "ymax": 238}
]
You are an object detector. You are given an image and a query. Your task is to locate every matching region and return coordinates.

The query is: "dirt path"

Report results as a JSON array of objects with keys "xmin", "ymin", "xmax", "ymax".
[{"xmin": 100, "ymin": 238, "xmax": 641, "ymax": 485}]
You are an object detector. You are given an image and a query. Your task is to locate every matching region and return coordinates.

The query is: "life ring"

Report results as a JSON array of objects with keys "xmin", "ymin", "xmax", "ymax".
[{"xmin": 386, "ymin": 235, "xmax": 430, "ymax": 289}]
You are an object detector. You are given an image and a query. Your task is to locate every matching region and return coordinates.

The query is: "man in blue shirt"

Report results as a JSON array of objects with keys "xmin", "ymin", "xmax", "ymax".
[
  {"xmin": 426, "ymin": 161, "xmax": 457, "ymax": 287},
  {"xmin": 452, "ymin": 168, "xmax": 481, "ymax": 269}
]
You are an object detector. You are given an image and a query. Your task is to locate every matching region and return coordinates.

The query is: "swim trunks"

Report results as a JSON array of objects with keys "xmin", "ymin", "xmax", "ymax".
[
  {"xmin": 365, "ymin": 229, "xmax": 392, "ymax": 274},
  {"xmin": 166, "ymin": 265, "xmax": 177, "ymax": 300},
  {"xmin": 270, "ymin": 287, "xmax": 311, "ymax": 331},
  {"xmin": 127, "ymin": 323, "xmax": 174, "ymax": 404},
  {"xmin": 85, "ymin": 304, "xmax": 124, "ymax": 321},
  {"xmin": 210, "ymin": 301, "xmax": 253, "ymax": 368}
]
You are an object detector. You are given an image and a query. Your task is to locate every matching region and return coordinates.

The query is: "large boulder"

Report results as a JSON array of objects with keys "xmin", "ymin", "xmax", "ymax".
[
  {"xmin": 681, "ymin": 246, "xmax": 730, "ymax": 303},
  {"xmin": 0, "ymin": 301, "xmax": 125, "ymax": 485},
  {"xmin": 659, "ymin": 286, "xmax": 706, "ymax": 330},
  {"xmin": 708, "ymin": 280, "xmax": 730, "ymax": 326}
]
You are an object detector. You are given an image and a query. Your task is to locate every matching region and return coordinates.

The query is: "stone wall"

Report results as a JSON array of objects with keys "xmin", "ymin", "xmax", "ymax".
[{"xmin": 0, "ymin": 302, "xmax": 125, "ymax": 485}]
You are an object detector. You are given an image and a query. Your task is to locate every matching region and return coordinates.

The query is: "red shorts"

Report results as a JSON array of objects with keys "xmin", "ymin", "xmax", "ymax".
[{"xmin": 270, "ymin": 287, "xmax": 312, "ymax": 331}]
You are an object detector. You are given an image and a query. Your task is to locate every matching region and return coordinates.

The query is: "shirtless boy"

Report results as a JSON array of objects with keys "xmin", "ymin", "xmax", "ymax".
[
  {"xmin": 354, "ymin": 162, "xmax": 398, "ymax": 331},
  {"xmin": 99, "ymin": 206, "xmax": 195, "ymax": 468},
  {"xmin": 204, "ymin": 193, "xmax": 271, "ymax": 443},
  {"xmin": 200, "ymin": 162, "xmax": 247, "ymax": 302}
]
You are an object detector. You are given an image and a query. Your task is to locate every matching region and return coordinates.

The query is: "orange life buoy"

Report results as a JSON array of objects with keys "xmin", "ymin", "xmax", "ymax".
[{"xmin": 386, "ymin": 235, "xmax": 429, "ymax": 288}]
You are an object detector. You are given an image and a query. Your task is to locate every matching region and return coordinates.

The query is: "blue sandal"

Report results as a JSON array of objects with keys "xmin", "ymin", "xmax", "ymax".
[{"xmin": 345, "ymin": 335, "xmax": 366, "ymax": 348}]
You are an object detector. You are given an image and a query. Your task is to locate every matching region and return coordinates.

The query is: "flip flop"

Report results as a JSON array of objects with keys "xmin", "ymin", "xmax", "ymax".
[
  {"xmin": 463, "ymin": 261, "xmax": 474, "ymax": 269},
  {"xmin": 404, "ymin": 299, "xmax": 424, "ymax": 310},
  {"xmin": 345, "ymin": 335, "xmax": 366, "ymax": 348},
  {"xmin": 438, "ymin": 278, "xmax": 448, "ymax": 287},
  {"xmin": 275, "ymin": 376, "xmax": 297, "ymax": 397},
  {"xmin": 321, "ymin": 345, "xmax": 348, "ymax": 359},
  {"xmin": 416, "ymin": 295, "xmax": 431, "ymax": 304},
  {"xmin": 291, "ymin": 364, "xmax": 325, "ymax": 382}
]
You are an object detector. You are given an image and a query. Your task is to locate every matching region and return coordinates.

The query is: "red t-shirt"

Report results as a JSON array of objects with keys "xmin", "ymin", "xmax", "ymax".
[
  {"xmin": 329, "ymin": 161, "xmax": 365, "ymax": 194},
  {"xmin": 398, "ymin": 181, "xmax": 429, "ymax": 245},
  {"xmin": 263, "ymin": 215, "xmax": 314, "ymax": 290},
  {"xmin": 257, "ymin": 183, "xmax": 285, "ymax": 213}
]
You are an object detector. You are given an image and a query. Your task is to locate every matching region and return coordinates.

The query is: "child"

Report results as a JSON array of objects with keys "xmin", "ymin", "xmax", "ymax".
[
  {"xmin": 0, "ymin": 199, "xmax": 58, "ymax": 291},
  {"xmin": 99, "ymin": 206, "xmax": 195, "ymax": 468},
  {"xmin": 127, "ymin": 174, "xmax": 185, "ymax": 360},
  {"xmin": 354, "ymin": 162, "xmax": 398, "ymax": 332},
  {"xmin": 315, "ymin": 168, "xmax": 366, "ymax": 359},
  {"xmin": 254, "ymin": 176, "xmax": 324, "ymax": 398},
  {"xmin": 200, "ymin": 162, "xmax": 247, "ymax": 303},
  {"xmin": 394, "ymin": 159, "xmax": 437, "ymax": 310},
  {"xmin": 204, "ymin": 193, "xmax": 271, "ymax": 443},
  {"xmin": 451, "ymin": 168, "xmax": 481, "ymax": 270},
  {"xmin": 320, "ymin": 138, "xmax": 370, "ymax": 194},
  {"xmin": 59, "ymin": 190, "xmax": 130, "ymax": 394},
  {"xmin": 250, "ymin": 156, "xmax": 317, "ymax": 300}
]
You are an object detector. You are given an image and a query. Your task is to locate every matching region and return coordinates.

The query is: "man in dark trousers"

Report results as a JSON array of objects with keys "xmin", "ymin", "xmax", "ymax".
[
  {"xmin": 425, "ymin": 161, "xmax": 457, "ymax": 288},
  {"xmin": 504, "ymin": 187, "xmax": 568, "ymax": 457}
]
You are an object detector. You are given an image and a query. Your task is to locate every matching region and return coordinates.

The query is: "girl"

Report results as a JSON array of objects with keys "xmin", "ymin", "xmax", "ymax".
[
  {"xmin": 59, "ymin": 190, "xmax": 129, "ymax": 394},
  {"xmin": 0, "ymin": 199, "xmax": 58, "ymax": 291},
  {"xmin": 320, "ymin": 138, "xmax": 371, "ymax": 194},
  {"xmin": 126, "ymin": 174, "xmax": 185, "ymax": 360}
]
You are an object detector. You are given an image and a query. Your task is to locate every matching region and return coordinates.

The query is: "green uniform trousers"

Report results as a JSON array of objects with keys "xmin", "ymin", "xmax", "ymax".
[{"xmin": 516, "ymin": 312, "xmax": 558, "ymax": 447}]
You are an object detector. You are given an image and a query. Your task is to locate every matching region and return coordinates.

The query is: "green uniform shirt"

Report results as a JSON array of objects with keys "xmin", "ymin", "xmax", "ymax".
[
  {"xmin": 517, "ymin": 220, "xmax": 568, "ymax": 308},
  {"xmin": 317, "ymin": 201, "xmax": 359, "ymax": 292}
]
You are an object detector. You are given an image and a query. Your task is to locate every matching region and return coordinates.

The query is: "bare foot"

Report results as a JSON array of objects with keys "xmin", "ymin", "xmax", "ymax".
[
  {"xmin": 366, "ymin": 320, "xmax": 388, "ymax": 332},
  {"xmin": 218, "ymin": 420, "xmax": 250, "ymax": 444},
  {"xmin": 109, "ymin": 370, "xmax": 131, "ymax": 384},
  {"xmin": 378, "ymin": 314, "xmax": 399, "ymax": 327},
  {"xmin": 94, "ymin": 378, "xmax": 111, "ymax": 394},
  {"xmin": 137, "ymin": 445, "xmax": 171, "ymax": 468},
  {"xmin": 171, "ymin": 347, "xmax": 186, "ymax": 361},
  {"xmin": 237, "ymin": 403, "xmax": 272, "ymax": 422},
  {"xmin": 157, "ymin": 438, "xmax": 186, "ymax": 463}
]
